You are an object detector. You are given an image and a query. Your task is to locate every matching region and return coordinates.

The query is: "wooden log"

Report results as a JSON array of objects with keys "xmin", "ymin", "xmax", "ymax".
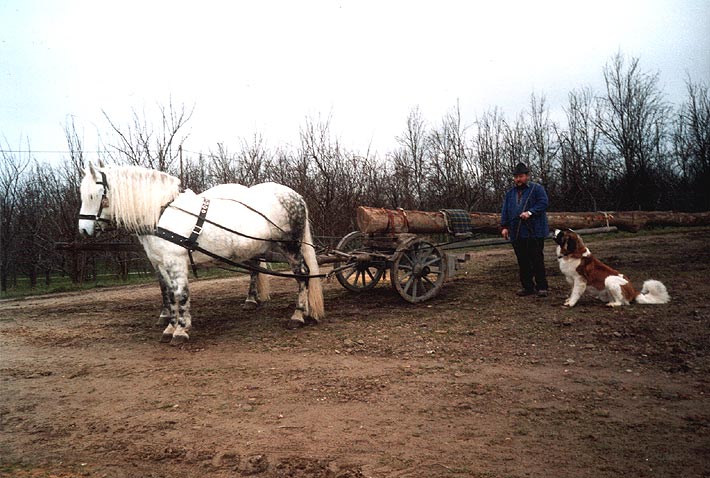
[
  {"xmin": 356, "ymin": 206, "xmax": 447, "ymax": 233},
  {"xmin": 549, "ymin": 211, "xmax": 710, "ymax": 232},
  {"xmin": 356, "ymin": 206, "xmax": 710, "ymax": 234}
]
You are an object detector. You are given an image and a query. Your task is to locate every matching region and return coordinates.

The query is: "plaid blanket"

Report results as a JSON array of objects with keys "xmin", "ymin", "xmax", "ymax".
[{"xmin": 440, "ymin": 209, "xmax": 473, "ymax": 234}]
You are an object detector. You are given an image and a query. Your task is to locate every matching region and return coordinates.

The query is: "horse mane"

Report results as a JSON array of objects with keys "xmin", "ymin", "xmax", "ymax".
[{"xmin": 105, "ymin": 165, "xmax": 181, "ymax": 233}]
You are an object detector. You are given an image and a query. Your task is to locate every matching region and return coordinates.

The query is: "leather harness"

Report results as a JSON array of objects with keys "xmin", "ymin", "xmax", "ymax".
[{"xmin": 80, "ymin": 174, "xmax": 326, "ymax": 280}]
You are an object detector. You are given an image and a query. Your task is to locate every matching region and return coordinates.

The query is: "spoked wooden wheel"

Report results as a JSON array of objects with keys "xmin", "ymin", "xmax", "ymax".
[
  {"xmin": 334, "ymin": 231, "xmax": 387, "ymax": 292},
  {"xmin": 390, "ymin": 237, "xmax": 446, "ymax": 303}
]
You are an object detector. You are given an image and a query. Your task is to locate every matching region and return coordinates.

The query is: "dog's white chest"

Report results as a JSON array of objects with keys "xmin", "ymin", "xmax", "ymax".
[{"xmin": 557, "ymin": 248, "xmax": 582, "ymax": 282}]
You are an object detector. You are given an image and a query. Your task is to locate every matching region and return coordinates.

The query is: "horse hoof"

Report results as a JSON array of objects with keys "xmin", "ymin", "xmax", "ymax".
[
  {"xmin": 170, "ymin": 334, "xmax": 189, "ymax": 345},
  {"xmin": 160, "ymin": 333, "xmax": 173, "ymax": 343},
  {"xmin": 242, "ymin": 300, "xmax": 259, "ymax": 311},
  {"xmin": 304, "ymin": 316, "xmax": 320, "ymax": 326},
  {"xmin": 285, "ymin": 319, "xmax": 305, "ymax": 330}
]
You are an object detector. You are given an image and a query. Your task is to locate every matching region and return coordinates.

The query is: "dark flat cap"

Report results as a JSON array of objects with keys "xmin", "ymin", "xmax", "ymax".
[{"xmin": 513, "ymin": 162, "xmax": 530, "ymax": 175}]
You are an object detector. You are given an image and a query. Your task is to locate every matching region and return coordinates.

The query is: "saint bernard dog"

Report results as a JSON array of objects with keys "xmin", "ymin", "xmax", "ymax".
[{"xmin": 553, "ymin": 229, "xmax": 670, "ymax": 307}]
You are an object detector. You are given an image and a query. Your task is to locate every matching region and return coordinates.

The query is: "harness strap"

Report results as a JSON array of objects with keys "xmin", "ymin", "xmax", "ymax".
[
  {"xmin": 186, "ymin": 198, "xmax": 210, "ymax": 250},
  {"xmin": 153, "ymin": 198, "xmax": 209, "ymax": 277},
  {"xmin": 154, "ymin": 227, "xmax": 199, "ymax": 277},
  {"xmin": 154, "ymin": 197, "xmax": 326, "ymax": 280}
]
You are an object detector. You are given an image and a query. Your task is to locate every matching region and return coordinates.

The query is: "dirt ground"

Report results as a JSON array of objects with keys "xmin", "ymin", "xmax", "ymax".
[{"xmin": 1, "ymin": 230, "xmax": 709, "ymax": 478}]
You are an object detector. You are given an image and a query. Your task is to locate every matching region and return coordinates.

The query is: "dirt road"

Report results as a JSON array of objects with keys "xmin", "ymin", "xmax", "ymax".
[{"xmin": 1, "ymin": 230, "xmax": 709, "ymax": 477}]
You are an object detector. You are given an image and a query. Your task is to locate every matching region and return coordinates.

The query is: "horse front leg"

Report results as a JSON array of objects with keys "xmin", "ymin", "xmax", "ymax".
[
  {"xmin": 159, "ymin": 266, "xmax": 192, "ymax": 345},
  {"xmin": 156, "ymin": 272, "xmax": 173, "ymax": 327}
]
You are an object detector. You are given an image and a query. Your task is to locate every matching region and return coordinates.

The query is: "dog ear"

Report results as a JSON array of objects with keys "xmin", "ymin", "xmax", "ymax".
[
  {"xmin": 566, "ymin": 236, "xmax": 577, "ymax": 253},
  {"xmin": 553, "ymin": 229, "xmax": 564, "ymax": 245}
]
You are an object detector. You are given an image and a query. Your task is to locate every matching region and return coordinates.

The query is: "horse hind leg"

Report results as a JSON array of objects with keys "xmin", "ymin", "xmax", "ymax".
[
  {"xmin": 243, "ymin": 261, "xmax": 271, "ymax": 311},
  {"xmin": 282, "ymin": 252, "xmax": 312, "ymax": 329}
]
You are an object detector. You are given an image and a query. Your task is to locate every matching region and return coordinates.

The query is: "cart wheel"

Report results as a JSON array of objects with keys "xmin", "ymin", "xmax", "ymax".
[
  {"xmin": 390, "ymin": 237, "xmax": 445, "ymax": 303},
  {"xmin": 334, "ymin": 231, "xmax": 387, "ymax": 292}
]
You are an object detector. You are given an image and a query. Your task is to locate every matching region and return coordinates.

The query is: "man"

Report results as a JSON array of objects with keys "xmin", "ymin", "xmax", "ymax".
[{"xmin": 500, "ymin": 162, "xmax": 549, "ymax": 297}]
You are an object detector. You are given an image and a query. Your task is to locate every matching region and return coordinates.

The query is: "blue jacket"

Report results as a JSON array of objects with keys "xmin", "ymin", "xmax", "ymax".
[{"xmin": 501, "ymin": 182, "xmax": 549, "ymax": 240}]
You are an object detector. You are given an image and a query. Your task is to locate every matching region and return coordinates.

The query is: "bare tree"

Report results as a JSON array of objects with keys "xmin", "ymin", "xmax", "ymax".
[
  {"xmin": 557, "ymin": 87, "xmax": 606, "ymax": 209},
  {"xmin": 207, "ymin": 142, "xmax": 239, "ymax": 185},
  {"xmin": 234, "ymin": 133, "xmax": 272, "ymax": 186},
  {"xmin": 181, "ymin": 152, "xmax": 210, "ymax": 193},
  {"xmin": 427, "ymin": 102, "xmax": 480, "ymax": 209},
  {"xmin": 503, "ymin": 113, "xmax": 532, "ymax": 169},
  {"xmin": 526, "ymin": 92, "xmax": 558, "ymax": 186},
  {"xmin": 103, "ymin": 99, "xmax": 193, "ymax": 172},
  {"xmin": 472, "ymin": 107, "xmax": 508, "ymax": 210},
  {"xmin": 390, "ymin": 107, "xmax": 428, "ymax": 209},
  {"xmin": 0, "ymin": 141, "xmax": 31, "ymax": 292},
  {"xmin": 673, "ymin": 78, "xmax": 710, "ymax": 210},
  {"xmin": 15, "ymin": 162, "xmax": 57, "ymax": 288},
  {"xmin": 207, "ymin": 134, "xmax": 273, "ymax": 187},
  {"xmin": 296, "ymin": 116, "xmax": 376, "ymax": 236},
  {"xmin": 596, "ymin": 53, "xmax": 670, "ymax": 208}
]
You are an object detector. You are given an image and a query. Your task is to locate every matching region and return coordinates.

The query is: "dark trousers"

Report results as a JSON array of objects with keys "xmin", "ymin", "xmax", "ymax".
[{"xmin": 512, "ymin": 238, "xmax": 548, "ymax": 292}]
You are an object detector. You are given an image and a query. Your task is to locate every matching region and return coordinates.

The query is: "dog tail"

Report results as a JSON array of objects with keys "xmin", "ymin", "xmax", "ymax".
[{"xmin": 635, "ymin": 280, "xmax": 670, "ymax": 304}]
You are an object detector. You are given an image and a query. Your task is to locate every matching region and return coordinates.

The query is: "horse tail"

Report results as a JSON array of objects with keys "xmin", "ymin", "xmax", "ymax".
[
  {"xmin": 256, "ymin": 260, "xmax": 271, "ymax": 302},
  {"xmin": 302, "ymin": 214, "xmax": 324, "ymax": 320}
]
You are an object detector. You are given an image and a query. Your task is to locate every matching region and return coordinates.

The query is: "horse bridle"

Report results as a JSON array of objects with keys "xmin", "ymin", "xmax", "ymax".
[{"xmin": 78, "ymin": 170, "xmax": 112, "ymax": 226}]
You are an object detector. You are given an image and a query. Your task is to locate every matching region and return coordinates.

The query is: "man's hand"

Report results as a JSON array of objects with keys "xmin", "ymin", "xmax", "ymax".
[
  {"xmin": 501, "ymin": 228, "xmax": 509, "ymax": 240},
  {"xmin": 519, "ymin": 211, "xmax": 532, "ymax": 220}
]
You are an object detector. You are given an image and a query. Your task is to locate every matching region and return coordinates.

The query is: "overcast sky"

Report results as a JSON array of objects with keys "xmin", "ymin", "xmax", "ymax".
[{"xmin": 1, "ymin": 0, "xmax": 708, "ymax": 161}]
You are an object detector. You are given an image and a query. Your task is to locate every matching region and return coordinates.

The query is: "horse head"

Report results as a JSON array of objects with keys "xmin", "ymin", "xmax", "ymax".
[{"xmin": 78, "ymin": 161, "xmax": 112, "ymax": 237}]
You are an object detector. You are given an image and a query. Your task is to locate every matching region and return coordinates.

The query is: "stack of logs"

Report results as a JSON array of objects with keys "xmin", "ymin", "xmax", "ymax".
[{"xmin": 356, "ymin": 206, "xmax": 710, "ymax": 234}]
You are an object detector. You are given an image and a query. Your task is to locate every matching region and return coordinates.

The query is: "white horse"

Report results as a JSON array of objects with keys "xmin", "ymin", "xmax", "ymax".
[{"xmin": 78, "ymin": 162, "xmax": 324, "ymax": 344}]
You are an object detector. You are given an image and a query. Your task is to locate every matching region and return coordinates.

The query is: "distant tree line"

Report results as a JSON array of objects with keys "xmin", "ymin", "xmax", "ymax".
[{"xmin": 1, "ymin": 53, "xmax": 708, "ymax": 292}]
